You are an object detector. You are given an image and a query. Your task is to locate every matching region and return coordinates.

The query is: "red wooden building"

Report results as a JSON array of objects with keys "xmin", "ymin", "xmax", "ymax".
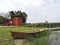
[{"xmin": 5, "ymin": 16, "xmax": 23, "ymax": 26}]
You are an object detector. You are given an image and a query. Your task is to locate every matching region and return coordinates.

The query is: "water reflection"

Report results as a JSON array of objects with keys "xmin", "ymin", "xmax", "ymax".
[{"xmin": 49, "ymin": 30, "xmax": 60, "ymax": 45}]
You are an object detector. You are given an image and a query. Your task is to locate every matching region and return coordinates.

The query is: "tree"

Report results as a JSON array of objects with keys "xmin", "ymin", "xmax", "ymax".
[
  {"xmin": 22, "ymin": 12, "xmax": 27, "ymax": 23},
  {"xmin": 9, "ymin": 10, "xmax": 27, "ymax": 23},
  {"xmin": 0, "ymin": 16, "xmax": 9, "ymax": 24}
]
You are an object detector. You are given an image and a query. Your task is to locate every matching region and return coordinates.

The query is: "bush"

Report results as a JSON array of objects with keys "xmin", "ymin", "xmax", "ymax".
[{"xmin": 23, "ymin": 30, "xmax": 52, "ymax": 45}]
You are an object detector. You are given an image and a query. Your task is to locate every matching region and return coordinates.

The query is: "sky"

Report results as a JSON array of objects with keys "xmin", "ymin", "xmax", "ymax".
[{"xmin": 0, "ymin": 0, "xmax": 60, "ymax": 23}]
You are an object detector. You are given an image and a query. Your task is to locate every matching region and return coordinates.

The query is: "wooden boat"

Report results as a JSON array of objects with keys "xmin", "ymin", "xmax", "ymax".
[{"xmin": 10, "ymin": 30, "xmax": 44, "ymax": 39}]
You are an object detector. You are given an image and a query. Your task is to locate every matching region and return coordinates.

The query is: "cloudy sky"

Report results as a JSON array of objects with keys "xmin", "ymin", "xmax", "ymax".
[{"xmin": 0, "ymin": 0, "xmax": 60, "ymax": 23}]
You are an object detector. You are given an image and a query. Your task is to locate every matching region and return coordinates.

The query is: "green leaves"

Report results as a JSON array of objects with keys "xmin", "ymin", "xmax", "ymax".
[{"xmin": 23, "ymin": 30, "xmax": 51, "ymax": 45}]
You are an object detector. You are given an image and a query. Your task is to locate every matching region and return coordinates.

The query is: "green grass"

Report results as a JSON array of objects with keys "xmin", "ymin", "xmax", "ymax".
[
  {"xmin": 0, "ymin": 26, "xmax": 32, "ymax": 45},
  {"xmin": 0, "ymin": 26, "xmax": 43, "ymax": 45},
  {"xmin": 0, "ymin": 26, "xmax": 51, "ymax": 45},
  {"xmin": 24, "ymin": 30, "xmax": 51, "ymax": 45}
]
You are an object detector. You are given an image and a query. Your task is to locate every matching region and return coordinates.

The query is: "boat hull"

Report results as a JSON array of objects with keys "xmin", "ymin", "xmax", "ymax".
[{"xmin": 10, "ymin": 30, "xmax": 44, "ymax": 39}]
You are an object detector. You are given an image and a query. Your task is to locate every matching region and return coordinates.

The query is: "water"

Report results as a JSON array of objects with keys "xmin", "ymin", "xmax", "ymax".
[{"xmin": 49, "ymin": 30, "xmax": 60, "ymax": 45}]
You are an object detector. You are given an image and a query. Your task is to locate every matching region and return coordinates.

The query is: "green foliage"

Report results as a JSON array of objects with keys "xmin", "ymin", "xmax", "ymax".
[
  {"xmin": 24, "ymin": 22, "xmax": 60, "ymax": 28},
  {"xmin": 0, "ymin": 16, "xmax": 9, "ymax": 24},
  {"xmin": 24, "ymin": 30, "xmax": 51, "ymax": 40},
  {"xmin": 23, "ymin": 30, "xmax": 51, "ymax": 45}
]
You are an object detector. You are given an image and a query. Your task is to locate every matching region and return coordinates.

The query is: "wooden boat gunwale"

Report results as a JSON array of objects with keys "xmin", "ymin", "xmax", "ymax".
[{"xmin": 10, "ymin": 30, "xmax": 44, "ymax": 39}]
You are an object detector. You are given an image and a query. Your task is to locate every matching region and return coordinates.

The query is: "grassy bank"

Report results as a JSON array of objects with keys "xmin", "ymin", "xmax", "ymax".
[
  {"xmin": 0, "ymin": 26, "xmax": 32, "ymax": 45},
  {"xmin": 0, "ymin": 26, "xmax": 51, "ymax": 45},
  {"xmin": 0, "ymin": 26, "xmax": 42, "ymax": 45}
]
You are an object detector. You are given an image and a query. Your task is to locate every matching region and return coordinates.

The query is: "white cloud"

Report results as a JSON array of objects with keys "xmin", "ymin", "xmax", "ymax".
[{"xmin": 0, "ymin": 0, "xmax": 60, "ymax": 23}]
